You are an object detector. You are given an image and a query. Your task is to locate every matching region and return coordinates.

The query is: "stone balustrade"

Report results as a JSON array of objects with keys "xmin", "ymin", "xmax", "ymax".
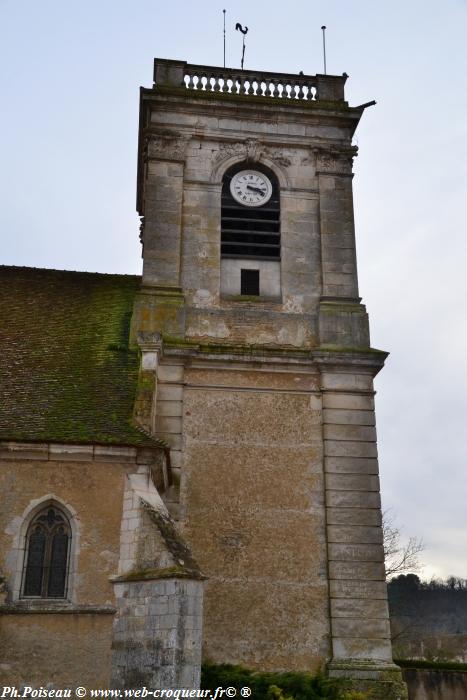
[{"xmin": 153, "ymin": 58, "xmax": 347, "ymax": 102}]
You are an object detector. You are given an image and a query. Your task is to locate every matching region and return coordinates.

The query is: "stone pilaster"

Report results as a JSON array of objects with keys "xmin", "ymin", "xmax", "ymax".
[
  {"xmin": 316, "ymin": 354, "xmax": 407, "ymax": 698},
  {"xmin": 136, "ymin": 131, "xmax": 189, "ymax": 341},
  {"xmin": 316, "ymin": 147, "xmax": 371, "ymax": 349},
  {"xmin": 142, "ymin": 134, "xmax": 189, "ymax": 288},
  {"xmin": 316, "ymin": 147, "xmax": 359, "ymax": 301}
]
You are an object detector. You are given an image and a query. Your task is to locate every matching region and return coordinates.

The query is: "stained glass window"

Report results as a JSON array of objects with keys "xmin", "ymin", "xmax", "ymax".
[{"xmin": 22, "ymin": 505, "xmax": 71, "ymax": 598}]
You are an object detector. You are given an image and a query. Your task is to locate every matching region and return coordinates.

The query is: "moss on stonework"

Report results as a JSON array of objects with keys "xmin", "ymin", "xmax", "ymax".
[
  {"xmin": 338, "ymin": 679, "xmax": 407, "ymax": 700},
  {"xmin": 225, "ymin": 294, "xmax": 265, "ymax": 303},
  {"xmin": 141, "ymin": 500, "xmax": 204, "ymax": 578},
  {"xmin": 395, "ymin": 658, "xmax": 467, "ymax": 673},
  {"xmin": 320, "ymin": 304, "xmax": 366, "ymax": 315},
  {"xmin": 317, "ymin": 344, "xmax": 387, "ymax": 355},
  {"xmin": 164, "ymin": 336, "xmax": 386, "ymax": 359},
  {"xmin": 196, "ymin": 342, "xmax": 310, "ymax": 356},
  {"xmin": 136, "ymin": 373, "xmax": 155, "ymax": 392},
  {"xmin": 112, "ymin": 566, "xmax": 201, "ymax": 582}
]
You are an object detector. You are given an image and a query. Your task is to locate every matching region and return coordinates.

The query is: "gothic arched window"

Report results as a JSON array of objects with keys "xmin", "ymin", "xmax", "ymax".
[
  {"xmin": 21, "ymin": 505, "xmax": 71, "ymax": 598},
  {"xmin": 221, "ymin": 162, "xmax": 281, "ymax": 298}
]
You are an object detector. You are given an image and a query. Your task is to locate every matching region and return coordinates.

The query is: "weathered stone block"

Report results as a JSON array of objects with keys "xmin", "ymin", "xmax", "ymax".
[
  {"xmin": 328, "ymin": 543, "xmax": 384, "ymax": 562},
  {"xmin": 326, "ymin": 490, "xmax": 381, "ymax": 508},
  {"xmin": 331, "ymin": 597, "xmax": 389, "ymax": 619},
  {"xmin": 324, "ymin": 424, "xmax": 377, "ymax": 442},
  {"xmin": 323, "ymin": 393, "xmax": 375, "ymax": 411},
  {"xmin": 321, "ymin": 374, "xmax": 374, "ymax": 391},
  {"xmin": 323, "ymin": 409, "xmax": 375, "ymax": 425},
  {"xmin": 158, "ymin": 384, "xmax": 184, "ymax": 401},
  {"xmin": 332, "ymin": 617, "xmax": 391, "ymax": 639},
  {"xmin": 332, "ymin": 637, "xmax": 393, "ymax": 662},
  {"xmin": 158, "ymin": 364, "xmax": 184, "ymax": 382},
  {"xmin": 330, "ymin": 579, "xmax": 388, "ymax": 600},
  {"xmin": 327, "ymin": 525, "xmax": 383, "ymax": 544},
  {"xmin": 325, "ymin": 440, "xmax": 378, "ymax": 458},
  {"xmin": 326, "ymin": 507, "xmax": 382, "ymax": 526},
  {"xmin": 157, "ymin": 400, "xmax": 183, "ymax": 417},
  {"xmin": 325, "ymin": 473, "xmax": 380, "ymax": 491},
  {"xmin": 155, "ymin": 416, "xmax": 183, "ymax": 434},
  {"xmin": 325, "ymin": 456, "xmax": 379, "ymax": 474}
]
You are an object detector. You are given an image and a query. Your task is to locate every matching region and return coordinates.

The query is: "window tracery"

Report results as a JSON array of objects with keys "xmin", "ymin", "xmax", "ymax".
[{"xmin": 22, "ymin": 505, "xmax": 71, "ymax": 598}]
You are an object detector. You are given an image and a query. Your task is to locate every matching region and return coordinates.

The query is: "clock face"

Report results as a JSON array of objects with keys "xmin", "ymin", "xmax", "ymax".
[{"xmin": 230, "ymin": 170, "xmax": 273, "ymax": 207}]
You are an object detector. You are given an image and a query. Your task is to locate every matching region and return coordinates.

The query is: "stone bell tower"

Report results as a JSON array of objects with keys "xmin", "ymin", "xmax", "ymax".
[{"xmin": 133, "ymin": 58, "xmax": 406, "ymax": 697}]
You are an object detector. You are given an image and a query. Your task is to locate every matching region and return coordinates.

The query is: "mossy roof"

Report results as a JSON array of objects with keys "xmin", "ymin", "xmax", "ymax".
[{"xmin": 0, "ymin": 266, "xmax": 161, "ymax": 447}]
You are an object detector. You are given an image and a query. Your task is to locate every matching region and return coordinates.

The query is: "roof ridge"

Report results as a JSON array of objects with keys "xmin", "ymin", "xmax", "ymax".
[{"xmin": 0, "ymin": 264, "xmax": 141, "ymax": 279}]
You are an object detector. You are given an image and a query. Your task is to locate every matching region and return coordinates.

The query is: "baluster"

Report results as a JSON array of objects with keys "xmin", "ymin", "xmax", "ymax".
[
  {"xmin": 212, "ymin": 75, "xmax": 220, "ymax": 92},
  {"xmin": 226, "ymin": 78, "xmax": 233, "ymax": 94},
  {"xmin": 272, "ymin": 81, "xmax": 280, "ymax": 98},
  {"xmin": 245, "ymin": 79, "xmax": 253, "ymax": 95},
  {"xmin": 298, "ymin": 83, "xmax": 306, "ymax": 100},
  {"xmin": 192, "ymin": 75, "xmax": 199, "ymax": 90},
  {"xmin": 200, "ymin": 74, "xmax": 207, "ymax": 91},
  {"xmin": 310, "ymin": 85, "xmax": 317, "ymax": 101}
]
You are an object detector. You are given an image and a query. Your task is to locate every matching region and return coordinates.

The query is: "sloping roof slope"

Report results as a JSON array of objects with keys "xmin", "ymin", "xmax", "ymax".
[{"xmin": 0, "ymin": 266, "xmax": 157, "ymax": 447}]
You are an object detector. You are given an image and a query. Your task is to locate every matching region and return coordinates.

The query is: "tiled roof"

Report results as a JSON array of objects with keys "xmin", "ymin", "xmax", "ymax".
[{"xmin": 0, "ymin": 266, "xmax": 160, "ymax": 447}]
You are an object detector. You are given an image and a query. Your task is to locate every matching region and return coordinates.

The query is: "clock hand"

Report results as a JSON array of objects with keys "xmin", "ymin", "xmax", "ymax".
[{"xmin": 246, "ymin": 185, "xmax": 265, "ymax": 195}]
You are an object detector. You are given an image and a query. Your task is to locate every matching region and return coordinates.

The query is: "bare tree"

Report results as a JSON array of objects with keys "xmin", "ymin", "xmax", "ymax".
[{"xmin": 382, "ymin": 509, "xmax": 424, "ymax": 579}]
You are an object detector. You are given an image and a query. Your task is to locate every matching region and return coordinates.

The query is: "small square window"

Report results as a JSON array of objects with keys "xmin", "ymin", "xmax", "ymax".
[{"xmin": 241, "ymin": 269, "xmax": 260, "ymax": 296}]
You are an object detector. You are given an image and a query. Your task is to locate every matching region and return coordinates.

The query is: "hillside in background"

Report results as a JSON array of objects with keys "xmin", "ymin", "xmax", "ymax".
[{"xmin": 388, "ymin": 574, "xmax": 467, "ymax": 661}]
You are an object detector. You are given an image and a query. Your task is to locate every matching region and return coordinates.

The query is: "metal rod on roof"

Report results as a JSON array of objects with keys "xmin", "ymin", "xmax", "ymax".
[
  {"xmin": 223, "ymin": 10, "xmax": 226, "ymax": 68},
  {"xmin": 321, "ymin": 25, "xmax": 327, "ymax": 74}
]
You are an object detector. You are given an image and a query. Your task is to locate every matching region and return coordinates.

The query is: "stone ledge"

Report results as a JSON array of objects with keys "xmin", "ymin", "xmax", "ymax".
[
  {"xmin": 0, "ymin": 603, "xmax": 116, "ymax": 615},
  {"xmin": 0, "ymin": 441, "xmax": 163, "ymax": 463}
]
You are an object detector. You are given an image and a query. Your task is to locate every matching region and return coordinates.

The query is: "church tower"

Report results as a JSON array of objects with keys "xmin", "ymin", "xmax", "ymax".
[{"xmin": 134, "ymin": 59, "xmax": 406, "ymax": 696}]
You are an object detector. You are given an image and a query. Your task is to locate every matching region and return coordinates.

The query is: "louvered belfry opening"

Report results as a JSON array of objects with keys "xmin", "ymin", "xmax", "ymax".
[
  {"xmin": 221, "ymin": 162, "xmax": 280, "ymax": 260},
  {"xmin": 22, "ymin": 505, "xmax": 71, "ymax": 598}
]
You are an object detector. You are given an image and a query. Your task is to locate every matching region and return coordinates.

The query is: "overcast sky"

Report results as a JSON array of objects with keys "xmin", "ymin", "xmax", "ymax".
[{"xmin": 2, "ymin": 0, "xmax": 466, "ymax": 580}]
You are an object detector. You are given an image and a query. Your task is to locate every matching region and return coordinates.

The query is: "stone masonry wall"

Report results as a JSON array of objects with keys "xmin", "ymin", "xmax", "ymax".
[
  {"xmin": 0, "ymin": 448, "xmax": 131, "ymax": 687},
  {"xmin": 179, "ymin": 362, "xmax": 330, "ymax": 672},
  {"xmin": 111, "ymin": 578, "xmax": 203, "ymax": 690}
]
